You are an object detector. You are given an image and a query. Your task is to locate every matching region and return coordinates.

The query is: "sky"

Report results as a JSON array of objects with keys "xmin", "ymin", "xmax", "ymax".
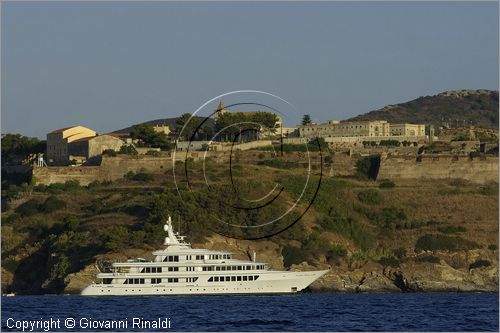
[{"xmin": 2, "ymin": 1, "xmax": 499, "ymax": 139}]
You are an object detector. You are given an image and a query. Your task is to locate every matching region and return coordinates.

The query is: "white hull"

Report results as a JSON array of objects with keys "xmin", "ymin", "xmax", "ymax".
[{"xmin": 81, "ymin": 270, "xmax": 327, "ymax": 296}]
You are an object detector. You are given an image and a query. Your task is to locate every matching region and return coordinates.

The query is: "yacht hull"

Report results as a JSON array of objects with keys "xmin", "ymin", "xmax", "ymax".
[{"xmin": 81, "ymin": 270, "xmax": 328, "ymax": 296}]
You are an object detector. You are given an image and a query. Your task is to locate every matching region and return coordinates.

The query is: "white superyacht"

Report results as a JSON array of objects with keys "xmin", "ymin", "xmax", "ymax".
[{"xmin": 81, "ymin": 216, "xmax": 328, "ymax": 296}]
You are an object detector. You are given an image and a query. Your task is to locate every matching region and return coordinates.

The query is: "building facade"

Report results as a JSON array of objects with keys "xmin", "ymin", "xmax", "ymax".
[
  {"xmin": 68, "ymin": 134, "xmax": 124, "ymax": 161},
  {"xmin": 298, "ymin": 120, "xmax": 391, "ymax": 139},
  {"xmin": 390, "ymin": 123, "xmax": 425, "ymax": 137},
  {"xmin": 46, "ymin": 126, "xmax": 97, "ymax": 165}
]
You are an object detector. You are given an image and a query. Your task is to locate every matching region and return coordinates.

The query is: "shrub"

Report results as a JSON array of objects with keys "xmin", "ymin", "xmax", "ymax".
[
  {"xmin": 469, "ymin": 259, "xmax": 491, "ymax": 270},
  {"xmin": 393, "ymin": 247, "xmax": 407, "ymax": 259},
  {"xmin": 367, "ymin": 207, "xmax": 406, "ymax": 229},
  {"xmin": 282, "ymin": 245, "xmax": 308, "ymax": 267},
  {"xmin": 124, "ymin": 171, "xmax": 153, "ymax": 182},
  {"xmin": 257, "ymin": 159, "xmax": 299, "ymax": 169},
  {"xmin": 119, "ymin": 145, "xmax": 138, "ymax": 155},
  {"xmin": 356, "ymin": 155, "xmax": 380, "ymax": 180},
  {"xmin": 415, "ymin": 234, "xmax": 479, "ymax": 252},
  {"xmin": 415, "ymin": 255, "xmax": 441, "ymax": 264},
  {"xmin": 15, "ymin": 199, "xmax": 42, "ymax": 216},
  {"xmin": 40, "ymin": 196, "xmax": 67, "ymax": 213},
  {"xmin": 145, "ymin": 150, "xmax": 160, "ymax": 156},
  {"xmin": 488, "ymin": 244, "xmax": 497, "ymax": 251},
  {"xmin": 469, "ymin": 151, "xmax": 481, "ymax": 159},
  {"xmin": 379, "ymin": 180, "xmax": 395, "ymax": 188},
  {"xmin": 102, "ymin": 149, "xmax": 117, "ymax": 157},
  {"xmin": 378, "ymin": 256, "xmax": 400, "ymax": 267},
  {"xmin": 131, "ymin": 172, "xmax": 154, "ymax": 182},
  {"xmin": 358, "ymin": 189, "xmax": 383, "ymax": 205},
  {"xmin": 478, "ymin": 186, "xmax": 497, "ymax": 196},
  {"xmin": 379, "ymin": 140, "xmax": 401, "ymax": 147},
  {"xmin": 437, "ymin": 225, "xmax": 467, "ymax": 234}
]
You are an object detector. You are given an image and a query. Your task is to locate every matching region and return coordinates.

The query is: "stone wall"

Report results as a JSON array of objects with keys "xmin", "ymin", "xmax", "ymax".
[
  {"xmin": 377, "ymin": 155, "xmax": 499, "ymax": 184},
  {"xmin": 33, "ymin": 166, "xmax": 102, "ymax": 185}
]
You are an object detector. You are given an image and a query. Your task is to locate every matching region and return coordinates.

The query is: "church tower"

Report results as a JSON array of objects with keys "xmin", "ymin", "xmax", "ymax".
[{"xmin": 213, "ymin": 100, "xmax": 228, "ymax": 119}]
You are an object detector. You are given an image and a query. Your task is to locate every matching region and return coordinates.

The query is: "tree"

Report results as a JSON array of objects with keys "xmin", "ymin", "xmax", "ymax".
[
  {"xmin": 174, "ymin": 113, "xmax": 201, "ymax": 141},
  {"xmin": 1, "ymin": 133, "xmax": 46, "ymax": 165},
  {"xmin": 130, "ymin": 124, "xmax": 173, "ymax": 150},
  {"xmin": 301, "ymin": 114, "xmax": 312, "ymax": 126}
]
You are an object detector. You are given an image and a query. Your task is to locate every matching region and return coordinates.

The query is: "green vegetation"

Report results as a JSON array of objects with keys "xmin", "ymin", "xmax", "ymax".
[
  {"xmin": 358, "ymin": 189, "xmax": 383, "ymax": 205},
  {"xmin": 124, "ymin": 171, "xmax": 154, "ymax": 182},
  {"xmin": 119, "ymin": 145, "xmax": 138, "ymax": 155},
  {"xmin": 488, "ymin": 244, "xmax": 497, "ymax": 251},
  {"xmin": 257, "ymin": 159, "xmax": 299, "ymax": 169},
  {"xmin": 469, "ymin": 259, "xmax": 491, "ymax": 270},
  {"xmin": 1, "ymin": 133, "xmax": 46, "ymax": 165},
  {"xmin": 378, "ymin": 180, "xmax": 395, "ymax": 188},
  {"xmin": 102, "ymin": 149, "xmax": 117, "ymax": 157},
  {"xmin": 356, "ymin": 155, "xmax": 381, "ymax": 180},
  {"xmin": 1, "ymin": 151, "xmax": 497, "ymax": 294},
  {"xmin": 415, "ymin": 234, "xmax": 480, "ymax": 252},
  {"xmin": 301, "ymin": 114, "xmax": 312, "ymax": 126},
  {"xmin": 415, "ymin": 255, "xmax": 441, "ymax": 264},
  {"xmin": 365, "ymin": 207, "xmax": 407, "ymax": 229},
  {"xmin": 282, "ymin": 245, "xmax": 308, "ymax": 267},
  {"xmin": 130, "ymin": 124, "xmax": 174, "ymax": 150},
  {"xmin": 348, "ymin": 90, "xmax": 499, "ymax": 129},
  {"xmin": 437, "ymin": 225, "xmax": 467, "ymax": 234}
]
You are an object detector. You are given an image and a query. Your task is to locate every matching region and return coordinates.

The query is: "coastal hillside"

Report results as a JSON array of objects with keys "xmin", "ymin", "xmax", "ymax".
[
  {"xmin": 1, "ymin": 152, "xmax": 498, "ymax": 294},
  {"xmin": 347, "ymin": 89, "xmax": 499, "ymax": 129}
]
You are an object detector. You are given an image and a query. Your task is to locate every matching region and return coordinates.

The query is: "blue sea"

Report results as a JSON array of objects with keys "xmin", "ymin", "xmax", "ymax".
[{"xmin": 2, "ymin": 293, "xmax": 498, "ymax": 332}]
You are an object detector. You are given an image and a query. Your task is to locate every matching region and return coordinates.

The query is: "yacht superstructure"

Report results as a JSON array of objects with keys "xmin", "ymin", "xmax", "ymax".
[{"xmin": 81, "ymin": 216, "xmax": 328, "ymax": 296}]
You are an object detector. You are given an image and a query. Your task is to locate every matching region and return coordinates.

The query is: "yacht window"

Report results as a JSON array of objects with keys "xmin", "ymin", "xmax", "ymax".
[
  {"xmin": 249, "ymin": 276, "xmax": 253, "ymax": 281},
  {"xmin": 225, "ymin": 277, "xmax": 230, "ymax": 282},
  {"xmin": 208, "ymin": 277, "xmax": 213, "ymax": 282},
  {"xmin": 151, "ymin": 278, "xmax": 162, "ymax": 284},
  {"xmin": 232, "ymin": 266, "xmax": 237, "ymax": 270},
  {"xmin": 231, "ymin": 276, "xmax": 236, "ymax": 281},
  {"xmin": 216, "ymin": 267, "xmax": 220, "ymax": 271},
  {"xmin": 254, "ymin": 276, "xmax": 259, "ymax": 281},
  {"xmin": 167, "ymin": 278, "xmax": 179, "ymax": 283},
  {"xmin": 237, "ymin": 276, "xmax": 241, "ymax": 281},
  {"xmin": 221, "ymin": 266, "xmax": 226, "ymax": 271},
  {"xmin": 246, "ymin": 266, "xmax": 251, "ymax": 270},
  {"xmin": 168, "ymin": 267, "xmax": 179, "ymax": 272},
  {"xmin": 103, "ymin": 279, "xmax": 113, "ymax": 284},
  {"xmin": 243, "ymin": 276, "xmax": 247, "ymax": 281},
  {"xmin": 237, "ymin": 266, "xmax": 242, "ymax": 270},
  {"xmin": 214, "ymin": 277, "xmax": 219, "ymax": 282}
]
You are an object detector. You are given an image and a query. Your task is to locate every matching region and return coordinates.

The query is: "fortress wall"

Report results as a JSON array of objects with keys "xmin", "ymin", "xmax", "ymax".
[
  {"xmin": 378, "ymin": 155, "xmax": 499, "ymax": 184},
  {"xmin": 33, "ymin": 166, "xmax": 102, "ymax": 185}
]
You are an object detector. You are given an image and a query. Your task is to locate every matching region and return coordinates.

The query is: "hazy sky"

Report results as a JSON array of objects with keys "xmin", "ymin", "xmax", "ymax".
[{"xmin": 2, "ymin": 1, "xmax": 498, "ymax": 139}]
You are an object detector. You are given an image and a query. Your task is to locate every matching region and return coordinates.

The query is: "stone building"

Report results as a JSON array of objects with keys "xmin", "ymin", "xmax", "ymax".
[
  {"xmin": 68, "ymin": 135, "xmax": 124, "ymax": 162},
  {"xmin": 298, "ymin": 120, "xmax": 391, "ymax": 139},
  {"xmin": 390, "ymin": 123, "xmax": 425, "ymax": 137},
  {"xmin": 46, "ymin": 126, "xmax": 97, "ymax": 165}
]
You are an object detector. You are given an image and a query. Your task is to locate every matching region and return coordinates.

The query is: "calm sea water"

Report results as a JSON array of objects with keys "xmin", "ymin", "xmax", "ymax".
[{"xmin": 2, "ymin": 293, "xmax": 498, "ymax": 332}]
